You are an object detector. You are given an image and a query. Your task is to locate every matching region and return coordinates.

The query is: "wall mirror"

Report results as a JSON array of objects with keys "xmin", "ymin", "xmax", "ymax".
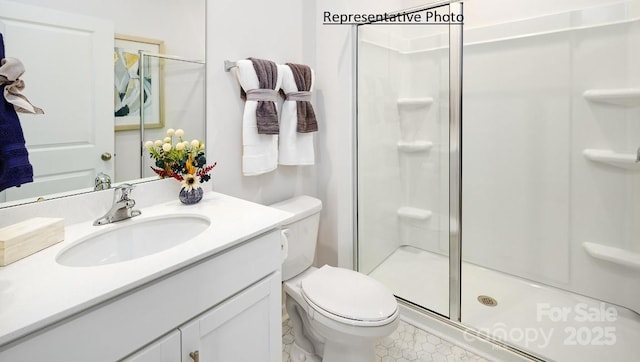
[{"xmin": 0, "ymin": 0, "xmax": 206, "ymax": 208}]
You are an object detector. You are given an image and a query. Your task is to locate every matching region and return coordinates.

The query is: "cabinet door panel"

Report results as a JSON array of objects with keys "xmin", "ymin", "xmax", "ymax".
[
  {"xmin": 180, "ymin": 273, "xmax": 281, "ymax": 362},
  {"xmin": 122, "ymin": 330, "xmax": 181, "ymax": 362}
]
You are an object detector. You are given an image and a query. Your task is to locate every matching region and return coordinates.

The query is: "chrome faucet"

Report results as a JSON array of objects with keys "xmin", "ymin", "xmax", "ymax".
[
  {"xmin": 94, "ymin": 172, "xmax": 111, "ymax": 191},
  {"xmin": 93, "ymin": 184, "xmax": 141, "ymax": 226},
  {"xmin": 636, "ymin": 146, "xmax": 640, "ymax": 163}
]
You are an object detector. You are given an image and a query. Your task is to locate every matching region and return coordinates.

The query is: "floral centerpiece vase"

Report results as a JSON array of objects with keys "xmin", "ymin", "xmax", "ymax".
[{"xmin": 145, "ymin": 128, "xmax": 216, "ymax": 205}]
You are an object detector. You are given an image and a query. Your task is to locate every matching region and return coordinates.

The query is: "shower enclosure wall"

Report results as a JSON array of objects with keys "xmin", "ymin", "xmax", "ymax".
[{"xmin": 356, "ymin": 1, "xmax": 640, "ymax": 361}]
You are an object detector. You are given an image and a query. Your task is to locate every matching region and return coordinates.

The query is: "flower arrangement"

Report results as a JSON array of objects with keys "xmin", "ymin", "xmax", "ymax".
[{"xmin": 145, "ymin": 128, "xmax": 216, "ymax": 191}]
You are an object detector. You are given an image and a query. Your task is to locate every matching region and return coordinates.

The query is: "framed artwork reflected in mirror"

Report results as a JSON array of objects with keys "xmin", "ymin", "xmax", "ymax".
[{"xmin": 114, "ymin": 34, "xmax": 165, "ymax": 131}]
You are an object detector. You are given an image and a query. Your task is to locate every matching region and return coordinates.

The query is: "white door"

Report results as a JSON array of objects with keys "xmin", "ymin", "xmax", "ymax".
[
  {"xmin": 180, "ymin": 275, "xmax": 282, "ymax": 362},
  {"xmin": 0, "ymin": 1, "xmax": 114, "ymax": 202}
]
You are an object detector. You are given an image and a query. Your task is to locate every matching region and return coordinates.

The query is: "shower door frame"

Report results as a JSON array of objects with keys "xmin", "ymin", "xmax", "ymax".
[
  {"xmin": 353, "ymin": 1, "xmax": 543, "ymax": 360},
  {"xmin": 448, "ymin": 0, "xmax": 463, "ymax": 323},
  {"xmin": 353, "ymin": 0, "xmax": 463, "ymax": 321}
]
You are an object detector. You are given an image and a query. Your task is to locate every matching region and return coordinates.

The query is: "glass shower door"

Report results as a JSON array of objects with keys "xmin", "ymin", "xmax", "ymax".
[{"xmin": 356, "ymin": 4, "xmax": 453, "ymax": 317}]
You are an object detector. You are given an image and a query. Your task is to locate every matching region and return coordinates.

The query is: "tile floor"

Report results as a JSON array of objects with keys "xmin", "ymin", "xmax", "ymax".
[{"xmin": 282, "ymin": 318, "xmax": 490, "ymax": 362}]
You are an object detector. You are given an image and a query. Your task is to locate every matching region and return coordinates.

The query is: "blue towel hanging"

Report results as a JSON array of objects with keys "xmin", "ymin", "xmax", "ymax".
[{"xmin": 0, "ymin": 33, "xmax": 34, "ymax": 192}]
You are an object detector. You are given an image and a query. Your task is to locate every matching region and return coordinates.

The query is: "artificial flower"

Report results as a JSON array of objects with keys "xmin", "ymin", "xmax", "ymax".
[
  {"xmin": 181, "ymin": 174, "xmax": 201, "ymax": 191},
  {"xmin": 146, "ymin": 128, "xmax": 216, "ymax": 187}
]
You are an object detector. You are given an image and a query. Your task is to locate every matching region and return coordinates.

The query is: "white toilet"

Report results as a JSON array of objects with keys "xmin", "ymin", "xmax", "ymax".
[{"xmin": 271, "ymin": 196, "xmax": 399, "ymax": 362}]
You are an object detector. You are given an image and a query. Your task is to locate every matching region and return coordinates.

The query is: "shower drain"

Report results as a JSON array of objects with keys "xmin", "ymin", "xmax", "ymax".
[{"xmin": 477, "ymin": 295, "xmax": 498, "ymax": 307}]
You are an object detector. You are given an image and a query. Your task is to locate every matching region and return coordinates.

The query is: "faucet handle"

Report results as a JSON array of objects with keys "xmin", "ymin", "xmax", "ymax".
[
  {"xmin": 94, "ymin": 172, "xmax": 112, "ymax": 191},
  {"xmin": 114, "ymin": 183, "xmax": 135, "ymax": 200}
]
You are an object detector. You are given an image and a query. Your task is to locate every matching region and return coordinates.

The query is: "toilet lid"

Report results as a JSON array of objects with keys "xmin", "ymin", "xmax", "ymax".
[{"xmin": 300, "ymin": 265, "xmax": 397, "ymax": 323}]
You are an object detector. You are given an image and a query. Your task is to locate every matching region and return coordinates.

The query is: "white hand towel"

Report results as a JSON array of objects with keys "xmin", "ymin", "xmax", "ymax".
[
  {"xmin": 279, "ymin": 65, "xmax": 315, "ymax": 165},
  {"xmin": 236, "ymin": 59, "xmax": 283, "ymax": 176}
]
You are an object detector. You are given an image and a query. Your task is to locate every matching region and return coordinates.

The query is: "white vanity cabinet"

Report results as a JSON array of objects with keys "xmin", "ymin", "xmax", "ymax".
[
  {"xmin": 0, "ymin": 229, "xmax": 283, "ymax": 362},
  {"xmin": 179, "ymin": 273, "xmax": 281, "ymax": 362},
  {"xmin": 125, "ymin": 273, "xmax": 281, "ymax": 362}
]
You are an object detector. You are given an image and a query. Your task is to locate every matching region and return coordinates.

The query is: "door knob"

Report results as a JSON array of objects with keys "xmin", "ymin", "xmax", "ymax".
[
  {"xmin": 101, "ymin": 152, "xmax": 112, "ymax": 161},
  {"xmin": 189, "ymin": 351, "xmax": 199, "ymax": 362}
]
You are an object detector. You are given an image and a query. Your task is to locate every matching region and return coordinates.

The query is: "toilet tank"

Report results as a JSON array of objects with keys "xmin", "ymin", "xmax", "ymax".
[{"xmin": 270, "ymin": 196, "xmax": 322, "ymax": 281}]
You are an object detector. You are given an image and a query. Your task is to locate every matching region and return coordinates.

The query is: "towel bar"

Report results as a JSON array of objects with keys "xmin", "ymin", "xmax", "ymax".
[{"xmin": 224, "ymin": 60, "xmax": 238, "ymax": 72}]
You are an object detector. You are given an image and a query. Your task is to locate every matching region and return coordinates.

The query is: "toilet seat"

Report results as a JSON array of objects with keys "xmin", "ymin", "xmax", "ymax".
[{"xmin": 300, "ymin": 265, "xmax": 398, "ymax": 327}]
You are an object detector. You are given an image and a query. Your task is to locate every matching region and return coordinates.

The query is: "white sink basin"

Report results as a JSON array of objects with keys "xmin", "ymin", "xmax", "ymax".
[{"xmin": 56, "ymin": 215, "xmax": 210, "ymax": 267}]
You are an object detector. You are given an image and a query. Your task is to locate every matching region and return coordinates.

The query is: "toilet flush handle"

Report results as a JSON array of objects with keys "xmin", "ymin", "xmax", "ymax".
[{"xmin": 280, "ymin": 228, "xmax": 290, "ymax": 262}]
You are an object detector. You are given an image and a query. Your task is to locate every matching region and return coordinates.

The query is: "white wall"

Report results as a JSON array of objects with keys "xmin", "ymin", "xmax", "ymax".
[
  {"xmin": 205, "ymin": 0, "xmax": 317, "ymax": 209},
  {"xmin": 308, "ymin": 0, "xmax": 427, "ymax": 268},
  {"xmin": 205, "ymin": 0, "xmax": 421, "ymax": 268},
  {"xmin": 17, "ymin": 0, "xmax": 205, "ymax": 59}
]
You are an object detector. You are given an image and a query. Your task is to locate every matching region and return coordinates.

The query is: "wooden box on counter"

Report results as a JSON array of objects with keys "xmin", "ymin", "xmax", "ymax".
[{"xmin": 0, "ymin": 218, "xmax": 64, "ymax": 266}]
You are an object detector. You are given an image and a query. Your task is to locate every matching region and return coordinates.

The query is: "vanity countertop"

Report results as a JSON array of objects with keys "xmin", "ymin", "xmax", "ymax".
[{"xmin": 0, "ymin": 192, "xmax": 292, "ymax": 347}]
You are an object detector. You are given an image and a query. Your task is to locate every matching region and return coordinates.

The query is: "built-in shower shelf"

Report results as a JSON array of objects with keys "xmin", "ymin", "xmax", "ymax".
[
  {"xmin": 397, "ymin": 97, "xmax": 434, "ymax": 108},
  {"xmin": 397, "ymin": 140, "xmax": 433, "ymax": 153},
  {"xmin": 397, "ymin": 207, "xmax": 432, "ymax": 221},
  {"xmin": 583, "ymin": 242, "xmax": 640, "ymax": 271},
  {"xmin": 582, "ymin": 149, "xmax": 640, "ymax": 170},
  {"xmin": 583, "ymin": 88, "xmax": 640, "ymax": 106}
]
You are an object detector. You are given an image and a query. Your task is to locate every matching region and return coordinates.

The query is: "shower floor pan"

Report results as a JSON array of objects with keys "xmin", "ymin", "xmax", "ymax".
[{"xmin": 369, "ymin": 246, "xmax": 640, "ymax": 361}]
